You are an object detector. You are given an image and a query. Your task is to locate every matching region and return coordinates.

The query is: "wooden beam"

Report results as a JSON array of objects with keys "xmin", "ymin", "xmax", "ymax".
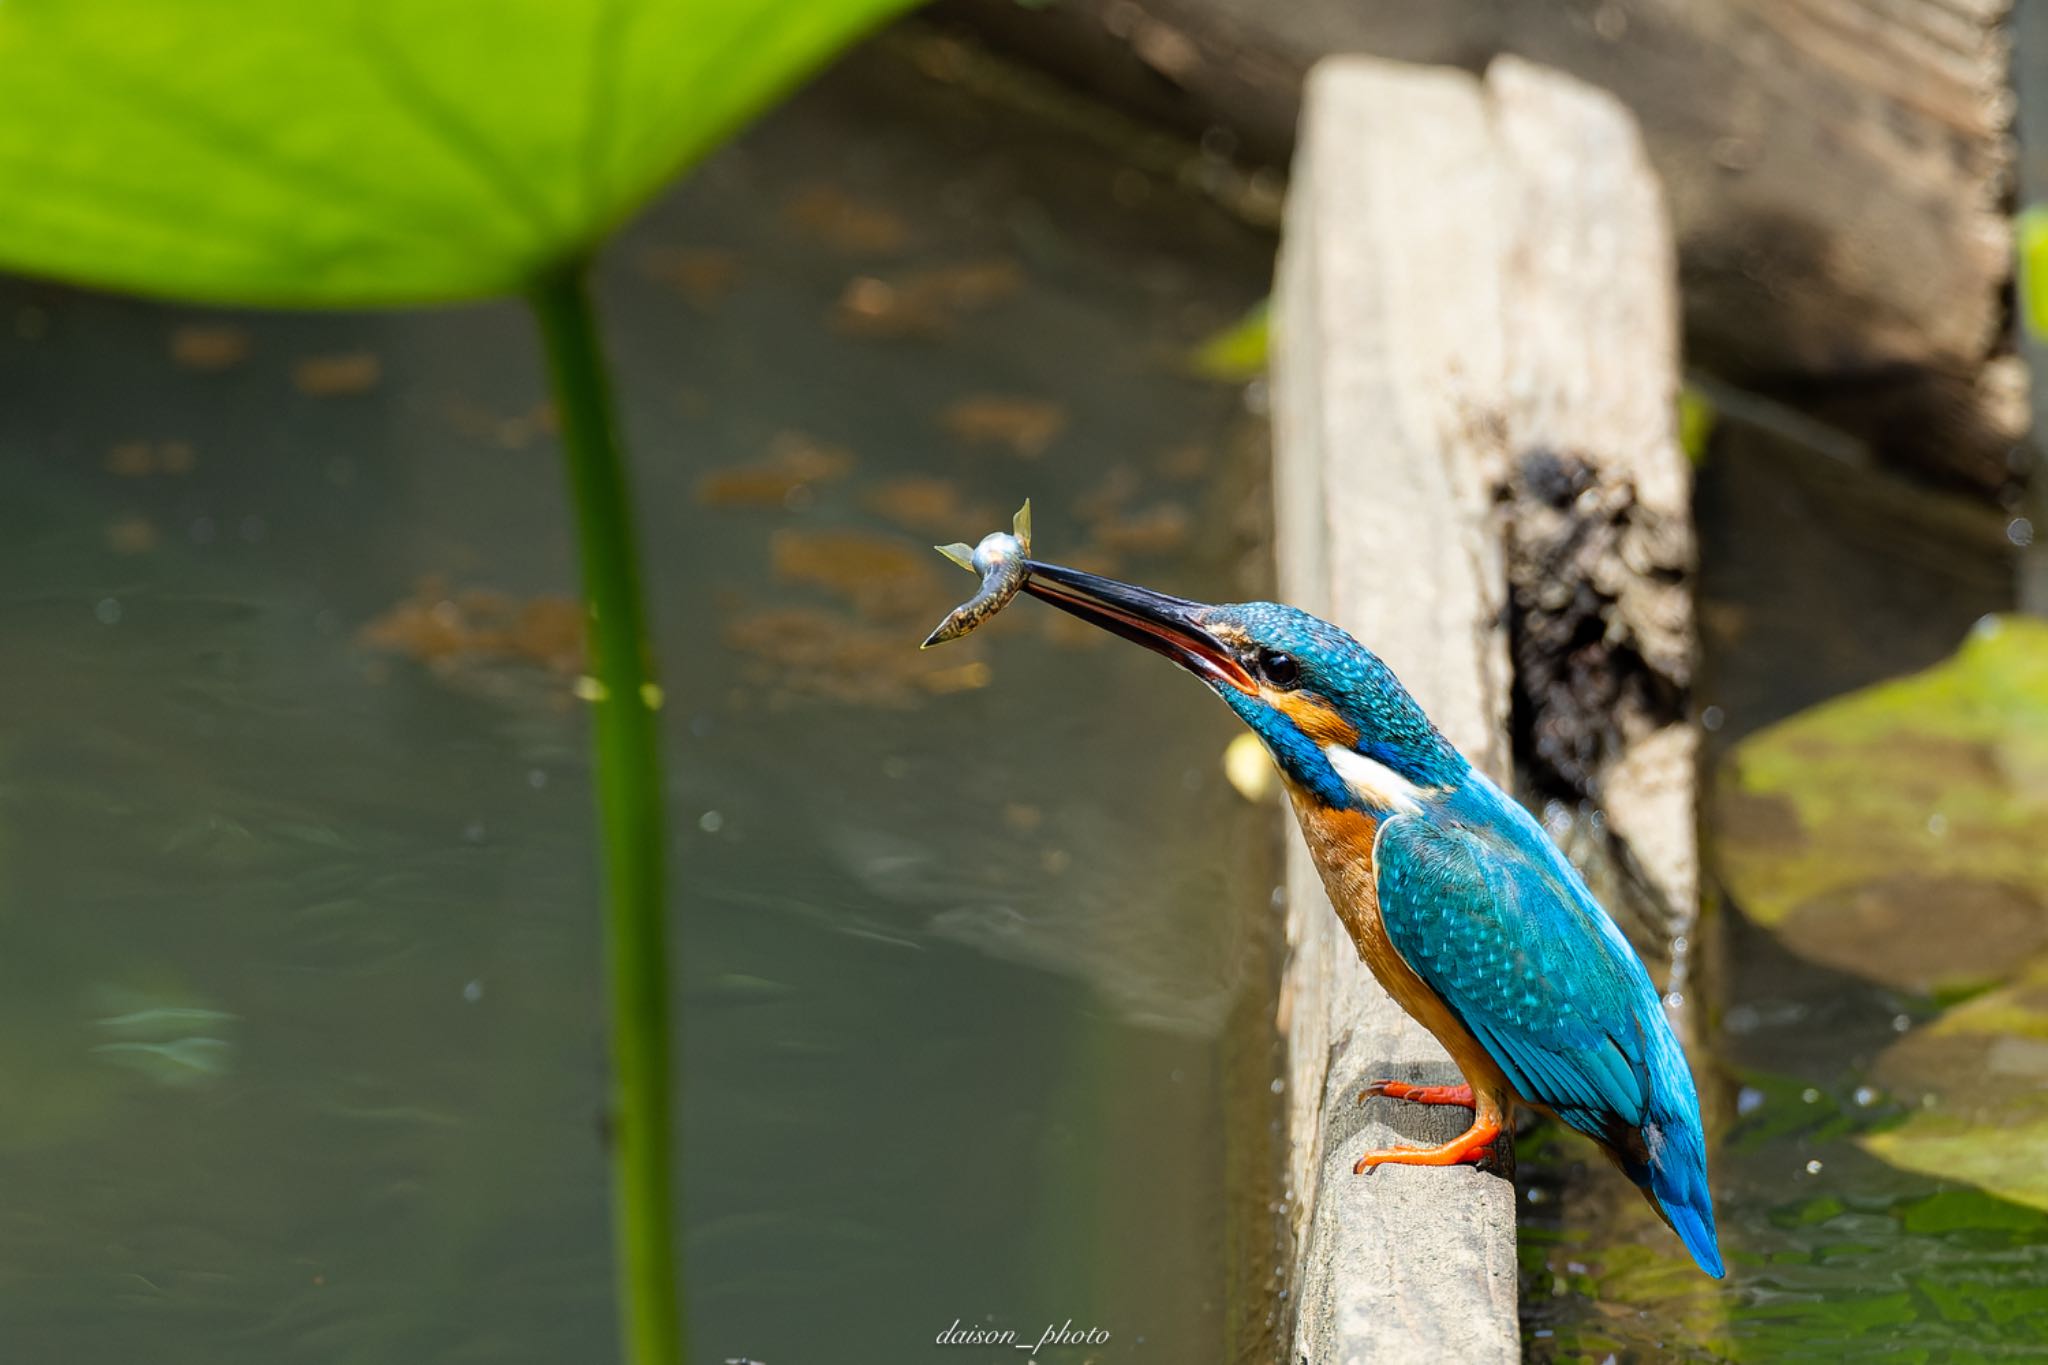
[{"xmin": 1273, "ymin": 55, "xmax": 1699, "ymax": 1359}]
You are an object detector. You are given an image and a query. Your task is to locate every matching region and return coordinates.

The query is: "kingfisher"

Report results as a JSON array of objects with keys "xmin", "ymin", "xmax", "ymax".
[{"xmin": 985, "ymin": 558, "xmax": 1724, "ymax": 1278}]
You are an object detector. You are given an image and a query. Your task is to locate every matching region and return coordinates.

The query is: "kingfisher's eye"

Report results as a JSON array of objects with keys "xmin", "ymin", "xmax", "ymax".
[{"xmin": 1257, "ymin": 650, "xmax": 1300, "ymax": 687}]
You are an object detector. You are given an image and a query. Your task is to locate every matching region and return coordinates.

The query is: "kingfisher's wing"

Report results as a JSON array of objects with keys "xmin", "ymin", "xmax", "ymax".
[
  {"xmin": 1374, "ymin": 814, "xmax": 1656, "ymax": 1138},
  {"xmin": 1376, "ymin": 811, "xmax": 1725, "ymax": 1277}
]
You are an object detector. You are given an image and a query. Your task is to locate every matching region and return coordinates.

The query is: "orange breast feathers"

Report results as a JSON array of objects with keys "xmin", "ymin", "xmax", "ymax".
[
  {"xmin": 1283, "ymin": 784, "xmax": 1507, "ymax": 1097},
  {"xmin": 1286, "ymin": 791, "xmax": 1383, "ymax": 950}
]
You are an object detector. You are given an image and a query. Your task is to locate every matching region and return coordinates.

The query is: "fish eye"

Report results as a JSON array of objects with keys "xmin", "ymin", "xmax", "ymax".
[{"xmin": 1257, "ymin": 649, "xmax": 1300, "ymax": 687}]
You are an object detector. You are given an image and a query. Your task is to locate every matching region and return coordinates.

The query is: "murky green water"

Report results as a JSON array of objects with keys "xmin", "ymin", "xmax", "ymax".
[
  {"xmin": 1523, "ymin": 425, "xmax": 2048, "ymax": 1360},
  {"xmin": 0, "ymin": 36, "xmax": 1283, "ymax": 1364},
  {"xmin": 19, "ymin": 20, "xmax": 2039, "ymax": 1362}
]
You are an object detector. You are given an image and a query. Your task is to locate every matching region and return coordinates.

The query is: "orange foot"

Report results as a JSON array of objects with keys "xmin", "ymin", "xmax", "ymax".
[
  {"xmin": 1352, "ymin": 1116, "xmax": 1501, "ymax": 1175},
  {"xmin": 1358, "ymin": 1080, "xmax": 1474, "ymax": 1108}
]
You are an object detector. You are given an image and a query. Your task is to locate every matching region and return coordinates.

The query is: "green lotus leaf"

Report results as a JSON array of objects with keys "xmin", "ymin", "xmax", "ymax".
[
  {"xmin": 1713, "ymin": 615, "xmax": 2048, "ymax": 995},
  {"xmin": 0, "ymin": 0, "xmax": 918, "ymax": 306},
  {"xmin": 1864, "ymin": 954, "xmax": 2048, "ymax": 1212}
]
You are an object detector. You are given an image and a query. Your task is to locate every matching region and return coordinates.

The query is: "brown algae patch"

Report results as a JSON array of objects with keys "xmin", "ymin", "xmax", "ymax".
[
  {"xmin": 168, "ymin": 324, "xmax": 250, "ymax": 372},
  {"xmin": 783, "ymin": 185, "xmax": 911, "ymax": 254},
  {"xmin": 359, "ymin": 578, "xmax": 584, "ymax": 677},
  {"xmin": 832, "ymin": 258, "xmax": 1022, "ymax": 338},
  {"xmin": 105, "ymin": 516, "xmax": 160, "ymax": 555},
  {"xmin": 938, "ymin": 394, "xmax": 1066, "ymax": 458},
  {"xmin": 1091, "ymin": 502, "xmax": 1192, "ymax": 556},
  {"xmin": 106, "ymin": 440, "xmax": 197, "ymax": 477},
  {"xmin": 768, "ymin": 527, "xmax": 944, "ymax": 623},
  {"xmin": 637, "ymin": 246, "xmax": 741, "ymax": 310},
  {"xmin": 696, "ymin": 432, "xmax": 856, "ymax": 508},
  {"xmin": 291, "ymin": 352, "xmax": 382, "ymax": 397},
  {"xmin": 862, "ymin": 477, "xmax": 995, "ymax": 536},
  {"xmin": 723, "ymin": 606, "xmax": 989, "ymax": 708}
]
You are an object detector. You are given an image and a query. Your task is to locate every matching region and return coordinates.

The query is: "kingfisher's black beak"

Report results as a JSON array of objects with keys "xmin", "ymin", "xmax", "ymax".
[{"xmin": 1022, "ymin": 561, "xmax": 1256, "ymax": 694}]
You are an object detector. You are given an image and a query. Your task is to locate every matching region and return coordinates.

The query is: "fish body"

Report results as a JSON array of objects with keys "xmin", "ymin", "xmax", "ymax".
[{"xmin": 921, "ymin": 500, "xmax": 1031, "ymax": 648}]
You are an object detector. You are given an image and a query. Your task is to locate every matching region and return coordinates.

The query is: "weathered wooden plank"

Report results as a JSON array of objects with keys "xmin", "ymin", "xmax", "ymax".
[
  {"xmin": 1272, "ymin": 57, "xmax": 1521, "ymax": 1365},
  {"xmin": 942, "ymin": 0, "xmax": 2019, "ymax": 490},
  {"xmin": 1273, "ymin": 55, "xmax": 1698, "ymax": 1361}
]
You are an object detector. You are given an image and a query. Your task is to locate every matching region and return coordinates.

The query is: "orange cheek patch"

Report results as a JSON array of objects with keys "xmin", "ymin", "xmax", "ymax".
[{"xmin": 1270, "ymin": 690, "xmax": 1360, "ymax": 749}]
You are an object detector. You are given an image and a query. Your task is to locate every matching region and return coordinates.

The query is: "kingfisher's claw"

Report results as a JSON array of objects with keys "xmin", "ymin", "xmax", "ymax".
[
  {"xmin": 1358, "ymin": 1080, "xmax": 1475, "ymax": 1108},
  {"xmin": 1350, "ymin": 1115, "xmax": 1502, "ymax": 1174}
]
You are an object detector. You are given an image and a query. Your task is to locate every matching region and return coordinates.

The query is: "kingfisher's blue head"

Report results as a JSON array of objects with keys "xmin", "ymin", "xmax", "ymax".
[{"xmin": 1023, "ymin": 561, "xmax": 1467, "ymax": 813}]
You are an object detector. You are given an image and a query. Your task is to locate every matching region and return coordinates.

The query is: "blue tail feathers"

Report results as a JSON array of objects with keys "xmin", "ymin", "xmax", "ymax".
[{"xmin": 1644, "ymin": 1113, "xmax": 1724, "ymax": 1279}]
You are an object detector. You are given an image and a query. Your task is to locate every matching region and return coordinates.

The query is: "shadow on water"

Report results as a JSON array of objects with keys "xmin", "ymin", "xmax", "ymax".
[
  {"xmin": 0, "ymin": 32, "xmax": 1287, "ymax": 1365},
  {"xmin": 1521, "ymin": 418, "xmax": 2047, "ymax": 1360}
]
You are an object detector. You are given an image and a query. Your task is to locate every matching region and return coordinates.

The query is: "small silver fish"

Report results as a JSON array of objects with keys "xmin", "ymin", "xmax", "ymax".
[{"xmin": 921, "ymin": 500, "xmax": 1032, "ymax": 648}]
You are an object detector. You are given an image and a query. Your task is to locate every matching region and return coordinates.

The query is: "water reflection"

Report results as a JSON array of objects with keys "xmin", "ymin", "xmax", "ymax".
[{"xmin": 0, "ymin": 34, "xmax": 1278, "ymax": 1365}]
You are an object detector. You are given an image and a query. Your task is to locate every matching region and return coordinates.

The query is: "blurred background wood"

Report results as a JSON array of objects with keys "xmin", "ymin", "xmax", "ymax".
[{"xmin": 943, "ymin": 0, "xmax": 2022, "ymax": 495}]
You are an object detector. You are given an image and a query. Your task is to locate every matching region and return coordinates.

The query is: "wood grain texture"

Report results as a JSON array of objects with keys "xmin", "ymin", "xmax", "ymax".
[{"xmin": 1273, "ymin": 55, "xmax": 1699, "ymax": 1362}]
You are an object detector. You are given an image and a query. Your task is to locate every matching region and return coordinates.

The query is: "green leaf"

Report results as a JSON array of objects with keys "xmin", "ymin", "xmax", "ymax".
[
  {"xmin": 1188, "ymin": 298, "xmax": 1269, "ymax": 380},
  {"xmin": 2019, "ymin": 206, "xmax": 2048, "ymax": 340},
  {"xmin": 0, "ymin": 0, "xmax": 919, "ymax": 306},
  {"xmin": 1676, "ymin": 384, "xmax": 1716, "ymax": 466},
  {"xmin": 1712, "ymin": 615, "xmax": 2048, "ymax": 995},
  {"xmin": 1863, "ymin": 954, "xmax": 2048, "ymax": 1212},
  {"xmin": 1864, "ymin": 1114, "xmax": 2048, "ymax": 1215}
]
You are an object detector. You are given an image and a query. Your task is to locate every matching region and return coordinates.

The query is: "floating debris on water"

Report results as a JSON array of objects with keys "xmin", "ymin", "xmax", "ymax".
[
  {"xmin": 939, "ymin": 394, "xmax": 1065, "ymax": 458},
  {"xmin": 863, "ymin": 476, "xmax": 992, "ymax": 536},
  {"xmin": 168, "ymin": 323, "xmax": 250, "ymax": 372},
  {"xmin": 442, "ymin": 396, "xmax": 555, "ymax": 449},
  {"xmin": 783, "ymin": 184, "xmax": 911, "ymax": 254},
  {"xmin": 291, "ymin": 352, "xmax": 382, "ymax": 397},
  {"xmin": 725, "ymin": 605, "xmax": 991, "ymax": 708},
  {"xmin": 770, "ymin": 526, "xmax": 940, "ymax": 622},
  {"xmin": 637, "ymin": 245, "xmax": 741, "ymax": 310},
  {"xmin": 1093, "ymin": 501, "xmax": 1192, "ymax": 556},
  {"xmin": 105, "ymin": 516, "xmax": 160, "ymax": 555},
  {"xmin": 359, "ymin": 577, "xmax": 585, "ymax": 677},
  {"xmin": 1073, "ymin": 465, "xmax": 1142, "ymax": 523},
  {"xmin": 832, "ymin": 258, "xmax": 1023, "ymax": 338},
  {"xmin": 723, "ymin": 513, "xmax": 1017, "ymax": 706},
  {"xmin": 106, "ymin": 439, "xmax": 196, "ymax": 477},
  {"xmin": 922, "ymin": 501, "xmax": 1031, "ymax": 648},
  {"xmin": 1002, "ymin": 803, "xmax": 1043, "ymax": 833},
  {"xmin": 696, "ymin": 431, "xmax": 856, "ymax": 508}
]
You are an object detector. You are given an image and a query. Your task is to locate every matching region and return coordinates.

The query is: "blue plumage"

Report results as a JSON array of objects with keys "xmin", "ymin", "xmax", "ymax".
[
  {"xmin": 1005, "ymin": 574, "xmax": 1724, "ymax": 1277},
  {"xmin": 1379, "ymin": 779, "xmax": 1723, "ymax": 1278},
  {"xmin": 1202, "ymin": 603, "xmax": 1724, "ymax": 1277}
]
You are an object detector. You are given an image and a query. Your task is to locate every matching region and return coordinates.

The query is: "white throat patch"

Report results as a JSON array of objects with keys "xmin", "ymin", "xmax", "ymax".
[{"xmin": 1323, "ymin": 744, "xmax": 1426, "ymax": 815}]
